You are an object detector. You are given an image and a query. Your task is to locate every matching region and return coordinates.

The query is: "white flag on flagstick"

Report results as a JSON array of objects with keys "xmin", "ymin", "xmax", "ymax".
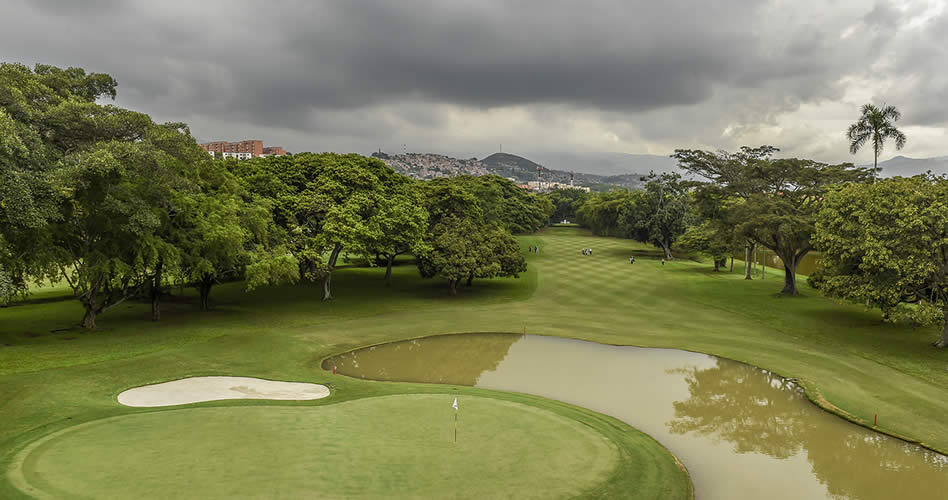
[{"xmin": 452, "ymin": 397, "xmax": 458, "ymax": 410}]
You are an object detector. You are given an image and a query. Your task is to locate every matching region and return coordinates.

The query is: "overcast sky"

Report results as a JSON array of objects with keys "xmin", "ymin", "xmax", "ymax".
[{"xmin": 3, "ymin": 0, "xmax": 946, "ymax": 163}]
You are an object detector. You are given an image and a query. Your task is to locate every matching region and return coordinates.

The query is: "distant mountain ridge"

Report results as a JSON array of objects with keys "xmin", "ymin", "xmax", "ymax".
[
  {"xmin": 374, "ymin": 151, "xmax": 649, "ymax": 190},
  {"xmin": 523, "ymin": 151, "xmax": 948, "ymax": 178},
  {"xmin": 523, "ymin": 152, "xmax": 680, "ymax": 177},
  {"xmin": 871, "ymin": 155, "xmax": 948, "ymax": 177},
  {"xmin": 372, "ymin": 149, "xmax": 948, "ymax": 187}
]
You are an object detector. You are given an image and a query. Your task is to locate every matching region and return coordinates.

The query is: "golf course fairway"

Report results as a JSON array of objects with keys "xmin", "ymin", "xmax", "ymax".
[
  {"xmin": 7, "ymin": 394, "xmax": 691, "ymax": 499},
  {"xmin": 3, "ymin": 225, "xmax": 948, "ymax": 498}
]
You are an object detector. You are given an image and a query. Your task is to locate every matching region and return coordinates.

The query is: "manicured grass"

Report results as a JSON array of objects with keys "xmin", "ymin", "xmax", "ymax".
[
  {"xmin": 8, "ymin": 395, "xmax": 640, "ymax": 499},
  {"xmin": 0, "ymin": 255, "xmax": 691, "ymax": 499},
  {"xmin": 1, "ymin": 226, "xmax": 947, "ymax": 498}
]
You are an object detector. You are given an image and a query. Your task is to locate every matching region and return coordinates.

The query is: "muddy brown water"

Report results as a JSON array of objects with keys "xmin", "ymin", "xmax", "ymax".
[
  {"xmin": 325, "ymin": 333, "xmax": 948, "ymax": 500},
  {"xmin": 739, "ymin": 251, "xmax": 824, "ymax": 276}
]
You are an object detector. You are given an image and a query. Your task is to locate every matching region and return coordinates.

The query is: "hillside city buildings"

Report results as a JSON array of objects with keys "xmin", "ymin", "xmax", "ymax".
[
  {"xmin": 374, "ymin": 152, "xmax": 489, "ymax": 179},
  {"xmin": 525, "ymin": 181, "xmax": 591, "ymax": 192},
  {"xmin": 199, "ymin": 140, "xmax": 287, "ymax": 159},
  {"xmin": 372, "ymin": 151, "xmax": 591, "ymax": 192}
]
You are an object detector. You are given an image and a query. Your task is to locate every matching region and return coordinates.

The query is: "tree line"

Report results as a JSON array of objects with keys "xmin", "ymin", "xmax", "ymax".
[
  {"xmin": 552, "ymin": 104, "xmax": 948, "ymax": 347},
  {"xmin": 0, "ymin": 63, "xmax": 551, "ymax": 328}
]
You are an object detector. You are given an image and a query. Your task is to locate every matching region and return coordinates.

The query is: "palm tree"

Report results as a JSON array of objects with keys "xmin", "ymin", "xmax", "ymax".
[{"xmin": 847, "ymin": 104, "xmax": 907, "ymax": 171}]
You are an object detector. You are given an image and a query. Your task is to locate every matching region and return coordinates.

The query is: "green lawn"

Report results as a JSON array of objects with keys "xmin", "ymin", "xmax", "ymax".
[
  {"xmin": 1, "ymin": 226, "xmax": 947, "ymax": 498},
  {"xmin": 10, "ymin": 394, "xmax": 681, "ymax": 500}
]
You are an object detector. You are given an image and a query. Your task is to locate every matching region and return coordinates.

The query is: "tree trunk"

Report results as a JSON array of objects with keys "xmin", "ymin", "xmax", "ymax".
[
  {"xmin": 199, "ymin": 276, "xmax": 213, "ymax": 311},
  {"xmin": 781, "ymin": 259, "xmax": 799, "ymax": 295},
  {"xmin": 384, "ymin": 254, "xmax": 394, "ymax": 287},
  {"xmin": 449, "ymin": 279, "xmax": 458, "ymax": 295},
  {"xmin": 874, "ymin": 140, "xmax": 879, "ymax": 172},
  {"xmin": 299, "ymin": 259, "xmax": 313, "ymax": 281},
  {"xmin": 658, "ymin": 240, "xmax": 672, "ymax": 260},
  {"xmin": 466, "ymin": 273, "xmax": 474, "ymax": 287},
  {"xmin": 762, "ymin": 249, "xmax": 766, "ymax": 279},
  {"xmin": 935, "ymin": 310, "xmax": 948, "ymax": 348},
  {"xmin": 151, "ymin": 259, "xmax": 163, "ymax": 321},
  {"xmin": 322, "ymin": 273, "xmax": 333, "ymax": 301},
  {"xmin": 322, "ymin": 244, "xmax": 343, "ymax": 301},
  {"xmin": 81, "ymin": 307, "xmax": 97, "ymax": 330},
  {"xmin": 744, "ymin": 244, "xmax": 753, "ymax": 280},
  {"xmin": 729, "ymin": 257, "xmax": 734, "ymax": 272},
  {"xmin": 713, "ymin": 260, "xmax": 720, "ymax": 272},
  {"xmin": 79, "ymin": 282, "xmax": 101, "ymax": 329},
  {"xmin": 151, "ymin": 289, "xmax": 160, "ymax": 321}
]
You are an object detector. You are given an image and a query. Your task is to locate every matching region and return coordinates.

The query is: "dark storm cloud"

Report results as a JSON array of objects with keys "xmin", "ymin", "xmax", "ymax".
[
  {"xmin": 29, "ymin": 0, "xmax": 127, "ymax": 14},
  {"xmin": 277, "ymin": 0, "xmax": 763, "ymax": 111},
  {"xmin": 5, "ymin": 1, "xmax": 773, "ymax": 119},
  {"xmin": 1, "ymin": 0, "xmax": 946, "ymax": 158},
  {"xmin": 883, "ymin": 9, "xmax": 948, "ymax": 127}
]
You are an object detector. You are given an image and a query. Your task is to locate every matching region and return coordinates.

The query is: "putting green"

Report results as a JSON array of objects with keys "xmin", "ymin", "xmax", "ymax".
[{"xmin": 9, "ymin": 394, "xmax": 622, "ymax": 499}]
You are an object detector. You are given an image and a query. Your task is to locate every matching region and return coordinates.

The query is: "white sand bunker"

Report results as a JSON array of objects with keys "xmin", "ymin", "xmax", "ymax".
[{"xmin": 117, "ymin": 376, "xmax": 330, "ymax": 407}]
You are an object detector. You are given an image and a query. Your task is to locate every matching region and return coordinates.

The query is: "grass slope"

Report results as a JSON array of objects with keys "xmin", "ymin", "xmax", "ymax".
[
  {"xmin": 0, "ymin": 252, "xmax": 692, "ymax": 500},
  {"xmin": 9, "ymin": 395, "xmax": 629, "ymax": 500},
  {"xmin": 1, "ymin": 226, "xmax": 947, "ymax": 496}
]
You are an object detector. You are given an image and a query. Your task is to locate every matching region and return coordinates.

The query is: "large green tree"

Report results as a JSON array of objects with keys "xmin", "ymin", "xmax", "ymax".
[
  {"xmin": 675, "ymin": 146, "xmax": 874, "ymax": 294},
  {"xmin": 847, "ymin": 103, "xmax": 907, "ymax": 170},
  {"xmin": 544, "ymin": 188, "xmax": 590, "ymax": 224},
  {"xmin": 170, "ymin": 154, "xmax": 297, "ymax": 314},
  {"xmin": 0, "ymin": 63, "xmax": 195, "ymax": 326},
  {"xmin": 48, "ymin": 131, "xmax": 187, "ymax": 328},
  {"xmin": 623, "ymin": 172, "xmax": 692, "ymax": 260},
  {"xmin": 0, "ymin": 63, "xmax": 125, "ymax": 301},
  {"xmin": 420, "ymin": 178, "xmax": 483, "ymax": 226},
  {"xmin": 234, "ymin": 153, "xmax": 406, "ymax": 300},
  {"xmin": 436, "ymin": 175, "xmax": 552, "ymax": 233},
  {"xmin": 416, "ymin": 216, "xmax": 525, "ymax": 294},
  {"xmin": 730, "ymin": 158, "xmax": 874, "ymax": 295},
  {"xmin": 677, "ymin": 221, "xmax": 731, "ymax": 271},
  {"xmin": 2, "ymin": 63, "xmax": 297, "ymax": 324},
  {"xmin": 416, "ymin": 177, "xmax": 526, "ymax": 294},
  {"xmin": 575, "ymin": 190, "xmax": 637, "ymax": 237},
  {"xmin": 673, "ymin": 146, "xmax": 778, "ymax": 279},
  {"xmin": 364, "ymin": 176, "xmax": 429, "ymax": 286},
  {"xmin": 814, "ymin": 176, "xmax": 948, "ymax": 347}
]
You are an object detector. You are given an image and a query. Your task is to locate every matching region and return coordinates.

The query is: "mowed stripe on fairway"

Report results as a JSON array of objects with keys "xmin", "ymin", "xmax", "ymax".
[{"xmin": 9, "ymin": 395, "xmax": 620, "ymax": 500}]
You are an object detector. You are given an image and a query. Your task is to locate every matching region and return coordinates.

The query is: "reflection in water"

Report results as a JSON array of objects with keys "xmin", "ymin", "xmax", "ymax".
[
  {"xmin": 744, "ymin": 251, "xmax": 824, "ymax": 276},
  {"xmin": 668, "ymin": 362, "xmax": 810, "ymax": 459},
  {"xmin": 326, "ymin": 334, "xmax": 948, "ymax": 500},
  {"xmin": 670, "ymin": 360, "xmax": 947, "ymax": 500},
  {"xmin": 323, "ymin": 333, "xmax": 520, "ymax": 386}
]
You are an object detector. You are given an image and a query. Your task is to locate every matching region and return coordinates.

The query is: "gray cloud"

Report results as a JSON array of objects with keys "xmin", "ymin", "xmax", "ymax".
[{"xmin": 1, "ymin": 0, "xmax": 946, "ymax": 161}]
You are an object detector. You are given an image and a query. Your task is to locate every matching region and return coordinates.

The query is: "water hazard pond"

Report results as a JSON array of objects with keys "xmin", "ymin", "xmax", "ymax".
[{"xmin": 325, "ymin": 333, "xmax": 948, "ymax": 500}]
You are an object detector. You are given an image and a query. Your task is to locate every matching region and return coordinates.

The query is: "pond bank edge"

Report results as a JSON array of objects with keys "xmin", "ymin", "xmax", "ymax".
[{"xmin": 320, "ymin": 331, "xmax": 948, "ymax": 458}]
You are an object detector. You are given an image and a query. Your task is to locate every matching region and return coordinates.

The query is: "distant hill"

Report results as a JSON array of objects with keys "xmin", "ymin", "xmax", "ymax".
[
  {"xmin": 480, "ymin": 152, "xmax": 545, "ymax": 179},
  {"xmin": 524, "ymin": 152, "xmax": 680, "ymax": 177},
  {"xmin": 373, "ymin": 151, "xmax": 646, "ymax": 190},
  {"xmin": 480, "ymin": 152, "xmax": 646, "ymax": 189},
  {"xmin": 872, "ymin": 155, "xmax": 948, "ymax": 177},
  {"xmin": 372, "ymin": 152, "xmax": 488, "ymax": 179},
  {"xmin": 526, "ymin": 151, "xmax": 948, "ymax": 179}
]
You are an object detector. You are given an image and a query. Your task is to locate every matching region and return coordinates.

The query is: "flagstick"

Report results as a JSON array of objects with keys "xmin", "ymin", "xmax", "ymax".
[{"xmin": 451, "ymin": 397, "xmax": 459, "ymax": 443}]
